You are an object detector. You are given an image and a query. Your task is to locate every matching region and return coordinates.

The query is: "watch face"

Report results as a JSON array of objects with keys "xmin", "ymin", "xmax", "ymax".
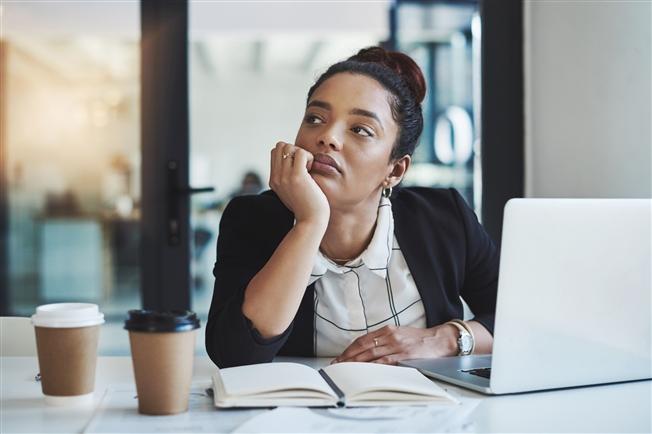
[{"xmin": 460, "ymin": 334, "xmax": 473, "ymax": 352}]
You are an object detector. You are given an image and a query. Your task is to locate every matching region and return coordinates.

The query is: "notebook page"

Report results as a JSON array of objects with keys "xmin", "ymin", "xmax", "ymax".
[
  {"xmin": 218, "ymin": 362, "xmax": 336, "ymax": 398},
  {"xmin": 322, "ymin": 362, "xmax": 455, "ymax": 402}
]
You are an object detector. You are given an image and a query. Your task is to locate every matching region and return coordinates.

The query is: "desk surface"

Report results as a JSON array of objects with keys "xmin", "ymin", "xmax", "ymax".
[{"xmin": 1, "ymin": 356, "xmax": 650, "ymax": 433}]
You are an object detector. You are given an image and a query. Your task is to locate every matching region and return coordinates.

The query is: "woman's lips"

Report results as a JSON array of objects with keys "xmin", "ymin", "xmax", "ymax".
[
  {"xmin": 310, "ymin": 153, "xmax": 342, "ymax": 176},
  {"xmin": 310, "ymin": 160, "xmax": 340, "ymax": 176}
]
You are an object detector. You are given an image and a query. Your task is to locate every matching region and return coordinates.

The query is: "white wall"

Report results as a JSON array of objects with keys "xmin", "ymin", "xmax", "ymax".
[
  {"xmin": 189, "ymin": 37, "xmax": 383, "ymax": 200},
  {"xmin": 524, "ymin": 0, "xmax": 651, "ymax": 198},
  {"xmin": 187, "ymin": 2, "xmax": 390, "ymax": 199}
]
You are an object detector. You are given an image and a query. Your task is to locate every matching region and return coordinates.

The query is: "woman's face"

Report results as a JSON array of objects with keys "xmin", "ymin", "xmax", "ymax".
[{"xmin": 294, "ymin": 72, "xmax": 405, "ymax": 209}]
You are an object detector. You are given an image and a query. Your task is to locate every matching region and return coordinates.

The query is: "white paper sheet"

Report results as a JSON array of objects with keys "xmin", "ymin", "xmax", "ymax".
[{"xmin": 232, "ymin": 396, "xmax": 481, "ymax": 433}]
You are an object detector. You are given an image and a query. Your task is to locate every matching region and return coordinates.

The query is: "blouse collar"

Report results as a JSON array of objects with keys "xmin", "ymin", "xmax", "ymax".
[{"xmin": 310, "ymin": 196, "xmax": 394, "ymax": 282}]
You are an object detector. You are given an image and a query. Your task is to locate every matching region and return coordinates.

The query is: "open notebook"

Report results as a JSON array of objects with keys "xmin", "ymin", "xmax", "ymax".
[{"xmin": 212, "ymin": 362, "xmax": 459, "ymax": 407}]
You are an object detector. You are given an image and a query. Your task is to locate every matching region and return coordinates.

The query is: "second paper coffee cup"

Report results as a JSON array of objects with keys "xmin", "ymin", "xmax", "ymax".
[{"xmin": 124, "ymin": 310, "xmax": 200, "ymax": 415}]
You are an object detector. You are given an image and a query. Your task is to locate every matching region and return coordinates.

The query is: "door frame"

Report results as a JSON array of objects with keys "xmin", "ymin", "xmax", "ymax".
[
  {"xmin": 479, "ymin": 0, "xmax": 525, "ymax": 244},
  {"xmin": 141, "ymin": 0, "xmax": 191, "ymax": 310}
]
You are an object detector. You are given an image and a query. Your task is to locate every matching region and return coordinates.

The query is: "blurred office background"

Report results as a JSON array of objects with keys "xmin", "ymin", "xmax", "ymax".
[{"xmin": 0, "ymin": 1, "xmax": 649, "ymax": 355}]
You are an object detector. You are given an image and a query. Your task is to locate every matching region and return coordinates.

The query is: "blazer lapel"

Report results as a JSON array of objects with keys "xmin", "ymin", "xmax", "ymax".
[{"xmin": 392, "ymin": 198, "xmax": 442, "ymax": 328}]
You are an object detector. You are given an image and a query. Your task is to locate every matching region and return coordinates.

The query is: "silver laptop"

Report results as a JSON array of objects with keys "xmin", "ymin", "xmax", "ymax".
[{"xmin": 400, "ymin": 199, "xmax": 651, "ymax": 395}]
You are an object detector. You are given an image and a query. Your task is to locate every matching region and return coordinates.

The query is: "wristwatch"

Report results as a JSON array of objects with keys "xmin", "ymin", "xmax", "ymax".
[{"xmin": 446, "ymin": 320, "xmax": 474, "ymax": 356}]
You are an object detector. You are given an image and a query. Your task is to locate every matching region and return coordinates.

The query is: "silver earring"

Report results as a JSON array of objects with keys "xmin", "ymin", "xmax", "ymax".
[{"xmin": 382, "ymin": 186, "xmax": 393, "ymax": 198}]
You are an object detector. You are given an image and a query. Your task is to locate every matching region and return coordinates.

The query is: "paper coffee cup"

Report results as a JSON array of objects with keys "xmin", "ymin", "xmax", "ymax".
[
  {"xmin": 124, "ymin": 310, "xmax": 200, "ymax": 415},
  {"xmin": 31, "ymin": 303, "xmax": 104, "ymax": 406}
]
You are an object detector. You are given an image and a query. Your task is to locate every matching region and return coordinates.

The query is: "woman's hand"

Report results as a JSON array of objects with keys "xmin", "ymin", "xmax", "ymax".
[
  {"xmin": 332, "ymin": 324, "xmax": 459, "ymax": 365},
  {"xmin": 269, "ymin": 142, "xmax": 330, "ymax": 226}
]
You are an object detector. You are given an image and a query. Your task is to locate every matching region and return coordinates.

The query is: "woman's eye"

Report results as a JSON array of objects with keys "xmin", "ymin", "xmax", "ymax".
[
  {"xmin": 352, "ymin": 126, "xmax": 373, "ymax": 137},
  {"xmin": 304, "ymin": 115, "xmax": 323, "ymax": 124}
]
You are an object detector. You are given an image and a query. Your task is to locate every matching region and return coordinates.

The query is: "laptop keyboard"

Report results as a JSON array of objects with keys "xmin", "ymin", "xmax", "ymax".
[{"xmin": 462, "ymin": 368, "xmax": 491, "ymax": 379}]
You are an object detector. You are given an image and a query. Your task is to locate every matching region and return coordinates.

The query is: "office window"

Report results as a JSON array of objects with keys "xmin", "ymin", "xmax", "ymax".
[{"xmin": 395, "ymin": 1, "xmax": 481, "ymax": 208}]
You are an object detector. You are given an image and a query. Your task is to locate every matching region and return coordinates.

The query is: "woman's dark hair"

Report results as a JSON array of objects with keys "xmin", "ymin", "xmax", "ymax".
[{"xmin": 306, "ymin": 46, "xmax": 426, "ymax": 161}]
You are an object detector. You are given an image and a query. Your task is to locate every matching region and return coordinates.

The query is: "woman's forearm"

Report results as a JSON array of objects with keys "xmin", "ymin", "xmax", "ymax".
[
  {"xmin": 242, "ymin": 219, "xmax": 327, "ymax": 338},
  {"xmin": 467, "ymin": 320, "xmax": 493, "ymax": 354}
]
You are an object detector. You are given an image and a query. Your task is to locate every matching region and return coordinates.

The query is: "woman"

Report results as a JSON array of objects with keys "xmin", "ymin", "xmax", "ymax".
[{"xmin": 206, "ymin": 47, "xmax": 499, "ymax": 368}]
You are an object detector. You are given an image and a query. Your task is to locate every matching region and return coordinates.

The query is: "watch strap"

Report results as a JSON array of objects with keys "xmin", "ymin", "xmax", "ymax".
[
  {"xmin": 445, "ymin": 320, "xmax": 473, "ymax": 356},
  {"xmin": 450, "ymin": 319, "xmax": 475, "ymax": 348}
]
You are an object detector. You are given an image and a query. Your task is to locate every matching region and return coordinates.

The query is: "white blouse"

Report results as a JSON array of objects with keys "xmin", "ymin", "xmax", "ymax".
[{"xmin": 308, "ymin": 196, "xmax": 427, "ymax": 357}]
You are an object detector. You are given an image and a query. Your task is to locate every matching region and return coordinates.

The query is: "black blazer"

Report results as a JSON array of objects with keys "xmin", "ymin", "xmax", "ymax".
[{"xmin": 206, "ymin": 187, "xmax": 499, "ymax": 368}]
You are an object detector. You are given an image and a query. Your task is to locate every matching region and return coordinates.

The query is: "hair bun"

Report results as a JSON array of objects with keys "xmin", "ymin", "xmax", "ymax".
[{"xmin": 348, "ymin": 46, "xmax": 426, "ymax": 104}]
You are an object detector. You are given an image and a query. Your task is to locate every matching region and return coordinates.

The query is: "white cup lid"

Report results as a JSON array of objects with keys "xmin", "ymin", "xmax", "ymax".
[{"xmin": 31, "ymin": 303, "xmax": 105, "ymax": 328}]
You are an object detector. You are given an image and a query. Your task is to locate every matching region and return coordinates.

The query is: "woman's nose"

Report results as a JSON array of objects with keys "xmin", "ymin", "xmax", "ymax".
[{"xmin": 317, "ymin": 129, "xmax": 343, "ymax": 151}]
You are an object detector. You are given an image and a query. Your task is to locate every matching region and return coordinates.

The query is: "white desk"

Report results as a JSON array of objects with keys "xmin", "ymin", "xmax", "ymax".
[{"xmin": 1, "ymin": 356, "xmax": 650, "ymax": 433}]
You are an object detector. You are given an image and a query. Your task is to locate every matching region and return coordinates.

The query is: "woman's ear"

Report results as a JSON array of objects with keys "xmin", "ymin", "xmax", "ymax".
[{"xmin": 387, "ymin": 155, "xmax": 411, "ymax": 187}]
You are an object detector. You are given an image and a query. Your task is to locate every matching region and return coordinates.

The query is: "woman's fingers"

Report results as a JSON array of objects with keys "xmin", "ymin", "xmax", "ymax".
[
  {"xmin": 343, "ymin": 342, "xmax": 399, "ymax": 364},
  {"xmin": 268, "ymin": 141, "xmax": 330, "ymax": 223},
  {"xmin": 279, "ymin": 142, "xmax": 297, "ymax": 178},
  {"xmin": 269, "ymin": 141, "xmax": 288, "ymax": 189},
  {"xmin": 271, "ymin": 141, "xmax": 300, "ymax": 188},
  {"xmin": 334, "ymin": 326, "xmax": 395, "ymax": 362},
  {"xmin": 271, "ymin": 142, "xmax": 313, "ymax": 181},
  {"xmin": 269, "ymin": 147, "xmax": 277, "ymax": 189},
  {"xmin": 291, "ymin": 148, "xmax": 314, "ymax": 175}
]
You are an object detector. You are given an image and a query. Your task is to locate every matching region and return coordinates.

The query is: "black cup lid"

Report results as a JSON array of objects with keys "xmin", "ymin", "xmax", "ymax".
[{"xmin": 124, "ymin": 309, "xmax": 200, "ymax": 332}]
